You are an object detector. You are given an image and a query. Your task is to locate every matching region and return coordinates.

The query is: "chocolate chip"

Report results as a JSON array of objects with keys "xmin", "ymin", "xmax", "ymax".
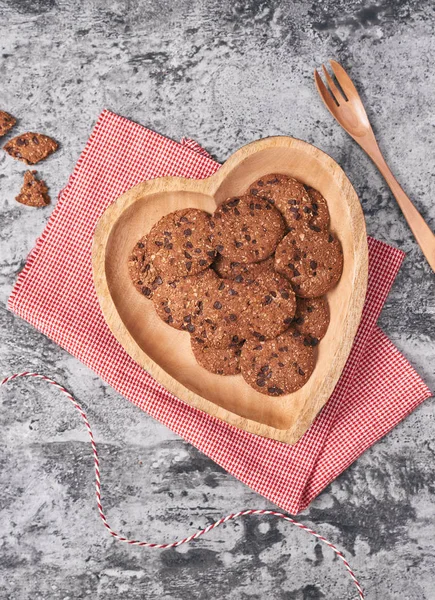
[
  {"xmin": 253, "ymin": 344, "xmax": 262, "ymax": 350},
  {"xmin": 310, "ymin": 260, "xmax": 318, "ymax": 270},
  {"xmin": 183, "ymin": 228, "xmax": 192, "ymax": 236},
  {"xmin": 298, "ymin": 367, "xmax": 305, "ymax": 376},
  {"xmin": 264, "ymin": 295, "xmax": 273, "ymax": 305},
  {"xmin": 278, "ymin": 362, "xmax": 284, "ymax": 367},
  {"xmin": 167, "ymin": 315, "xmax": 174, "ymax": 324},
  {"xmin": 250, "ymin": 188, "xmax": 258, "ymax": 195},
  {"xmin": 207, "ymin": 250, "xmax": 216, "ymax": 258},
  {"xmin": 280, "ymin": 291, "xmax": 289, "ymax": 299},
  {"xmin": 187, "ymin": 323, "xmax": 195, "ymax": 333},
  {"xmin": 184, "ymin": 251, "xmax": 192, "ymax": 259},
  {"xmin": 194, "ymin": 248, "xmax": 202, "ymax": 254},
  {"xmin": 228, "ymin": 288, "xmax": 238, "ymax": 296},
  {"xmin": 180, "ymin": 216, "xmax": 188, "ymax": 223},
  {"xmin": 216, "ymin": 245, "xmax": 224, "ymax": 253},
  {"xmin": 328, "ymin": 234, "xmax": 334, "ymax": 242},
  {"xmin": 213, "ymin": 301, "xmax": 222, "ymax": 309},
  {"xmin": 256, "ymin": 379, "xmax": 266, "ymax": 387},
  {"xmin": 283, "ymin": 317, "xmax": 293, "ymax": 325},
  {"xmin": 257, "ymin": 180, "xmax": 264, "ymax": 186},
  {"xmin": 293, "ymin": 269, "xmax": 301, "ymax": 277},
  {"xmin": 199, "ymin": 259, "xmax": 207, "ymax": 266},
  {"xmin": 306, "ymin": 305, "xmax": 314, "ymax": 313},
  {"xmin": 218, "ymin": 282, "xmax": 225, "ymax": 290},
  {"xmin": 186, "ymin": 241, "xmax": 193, "ymax": 249},
  {"xmin": 227, "ymin": 198, "xmax": 240, "ymax": 207},
  {"xmin": 268, "ymin": 386, "xmax": 283, "ymax": 395},
  {"xmin": 229, "ymin": 314, "xmax": 237, "ymax": 321},
  {"xmin": 234, "ymin": 275, "xmax": 243, "ymax": 283},
  {"xmin": 142, "ymin": 287, "xmax": 152, "ymax": 297},
  {"xmin": 155, "ymin": 240, "xmax": 163, "ymax": 247},
  {"xmin": 163, "ymin": 306, "xmax": 171, "ymax": 314},
  {"xmin": 234, "ymin": 208, "xmax": 240, "ymax": 216},
  {"xmin": 186, "ymin": 261, "xmax": 192, "ymax": 271},
  {"xmin": 309, "ymin": 224, "xmax": 321, "ymax": 232},
  {"xmin": 245, "ymin": 234, "xmax": 251, "ymax": 242},
  {"xmin": 137, "ymin": 242, "xmax": 144, "ymax": 248},
  {"xmin": 17, "ymin": 138, "xmax": 25, "ymax": 146},
  {"xmin": 278, "ymin": 346, "xmax": 288, "ymax": 352},
  {"xmin": 154, "ymin": 276, "xmax": 163, "ymax": 286},
  {"xmin": 235, "ymin": 241, "xmax": 243, "ymax": 248}
]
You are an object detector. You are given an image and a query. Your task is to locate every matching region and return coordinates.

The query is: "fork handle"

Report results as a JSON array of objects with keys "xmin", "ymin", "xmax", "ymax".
[{"xmin": 366, "ymin": 146, "xmax": 435, "ymax": 272}]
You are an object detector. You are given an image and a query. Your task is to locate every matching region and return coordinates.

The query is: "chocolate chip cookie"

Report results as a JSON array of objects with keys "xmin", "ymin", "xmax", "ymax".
[
  {"xmin": 152, "ymin": 268, "xmax": 218, "ymax": 330},
  {"xmin": 147, "ymin": 209, "xmax": 216, "ymax": 278},
  {"xmin": 4, "ymin": 132, "xmax": 58, "ymax": 164},
  {"xmin": 240, "ymin": 327, "xmax": 316, "ymax": 395},
  {"xmin": 213, "ymin": 255, "xmax": 274, "ymax": 283},
  {"xmin": 247, "ymin": 174, "xmax": 329, "ymax": 232},
  {"xmin": 128, "ymin": 236, "xmax": 162, "ymax": 299},
  {"xmin": 275, "ymin": 227, "xmax": 343, "ymax": 298},
  {"xmin": 239, "ymin": 270, "xmax": 296, "ymax": 341},
  {"xmin": 190, "ymin": 336, "xmax": 244, "ymax": 375},
  {"xmin": 194, "ymin": 278, "xmax": 251, "ymax": 348},
  {"xmin": 15, "ymin": 170, "xmax": 50, "ymax": 207},
  {"xmin": 213, "ymin": 195, "xmax": 285, "ymax": 263},
  {"xmin": 0, "ymin": 110, "xmax": 16, "ymax": 137},
  {"xmin": 293, "ymin": 296, "xmax": 330, "ymax": 344}
]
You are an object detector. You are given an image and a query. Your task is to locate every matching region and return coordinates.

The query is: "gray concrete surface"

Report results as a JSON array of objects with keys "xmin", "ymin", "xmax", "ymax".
[{"xmin": 1, "ymin": 0, "xmax": 435, "ymax": 598}]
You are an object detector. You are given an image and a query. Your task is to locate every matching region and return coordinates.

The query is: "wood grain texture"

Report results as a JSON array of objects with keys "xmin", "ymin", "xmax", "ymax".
[{"xmin": 92, "ymin": 136, "xmax": 368, "ymax": 444}]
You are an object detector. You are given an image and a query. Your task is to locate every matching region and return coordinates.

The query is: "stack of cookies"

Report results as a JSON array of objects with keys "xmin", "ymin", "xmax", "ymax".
[{"xmin": 128, "ymin": 174, "xmax": 343, "ymax": 397}]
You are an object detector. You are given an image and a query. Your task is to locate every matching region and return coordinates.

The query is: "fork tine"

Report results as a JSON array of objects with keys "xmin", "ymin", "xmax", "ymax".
[
  {"xmin": 329, "ymin": 60, "xmax": 359, "ymax": 100},
  {"xmin": 314, "ymin": 69, "xmax": 339, "ymax": 115},
  {"xmin": 321, "ymin": 64, "xmax": 346, "ymax": 105}
]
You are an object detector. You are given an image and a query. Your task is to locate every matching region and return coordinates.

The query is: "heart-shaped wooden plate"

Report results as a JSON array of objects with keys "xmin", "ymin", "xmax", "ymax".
[{"xmin": 92, "ymin": 136, "xmax": 368, "ymax": 444}]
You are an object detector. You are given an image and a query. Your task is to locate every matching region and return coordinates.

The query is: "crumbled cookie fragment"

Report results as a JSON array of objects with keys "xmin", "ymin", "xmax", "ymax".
[
  {"xmin": 4, "ymin": 132, "xmax": 58, "ymax": 164},
  {"xmin": 0, "ymin": 110, "xmax": 16, "ymax": 137},
  {"xmin": 15, "ymin": 170, "xmax": 50, "ymax": 207}
]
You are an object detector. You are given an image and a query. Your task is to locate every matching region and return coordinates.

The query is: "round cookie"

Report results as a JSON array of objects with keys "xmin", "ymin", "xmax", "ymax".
[
  {"xmin": 239, "ymin": 270, "xmax": 296, "ymax": 341},
  {"xmin": 213, "ymin": 195, "xmax": 285, "ymax": 263},
  {"xmin": 247, "ymin": 174, "xmax": 329, "ymax": 232},
  {"xmin": 146, "ymin": 208, "xmax": 216, "ymax": 278},
  {"xmin": 152, "ymin": 268, "xmax": 218, "ymax": 330},
  {"xmin": 194, "ymin": 278, "xmax": 251, "ymax": 348},
  {"xmin": 128, "ymin": 236, "xmax": 162, "ymax": 299},
  {"xmin": 213, "ymin": 255, "xmax": 274, "ymax": 283},
  {"xmin": 305, "ymin": 187, "xmax": 330, "ymax": 231},
  {"xmin": 293, "ymin": 296, "xmax": 330, "ymax": 344},
  {"xmin": 240, "ymin": 327, "xmax": 316, "ymax": 396},
  {"xmin": 275, "ymin": 227, "xmax": 343, "ymax": 298},
  {"xmin": 190, "ymin": 337, "xmax": 244, "ymax": 375}
]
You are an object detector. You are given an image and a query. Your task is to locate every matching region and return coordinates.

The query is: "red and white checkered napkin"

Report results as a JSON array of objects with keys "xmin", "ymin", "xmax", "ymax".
[{"xmin": 8, "ymin": 109, "xmax": 432, "ymax": 514}]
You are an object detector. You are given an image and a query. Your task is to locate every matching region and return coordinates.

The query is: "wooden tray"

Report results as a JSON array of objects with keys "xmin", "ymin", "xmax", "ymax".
[{"xmin": 92, "ymin": 136, "xmax": 368, "ymax": 444}]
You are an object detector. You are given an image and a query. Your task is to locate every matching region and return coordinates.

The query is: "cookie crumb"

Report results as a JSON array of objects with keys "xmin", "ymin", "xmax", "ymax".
[
  {"xmin": 0, "ymin": 110, "xmax": 16, "ymax": 137},
  {"xmin": 15, "ymin": 171, "xmax": 50, "ymax": 207},
  {"xmin": 4, "ymin": 132, "xmax": 58, "ymax": 164}
]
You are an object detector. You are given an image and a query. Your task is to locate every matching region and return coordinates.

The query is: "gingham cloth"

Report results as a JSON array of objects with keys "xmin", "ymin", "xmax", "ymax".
[{"xmin": 8, "ymin": 109, "xmax": 432, "ymax": 514}]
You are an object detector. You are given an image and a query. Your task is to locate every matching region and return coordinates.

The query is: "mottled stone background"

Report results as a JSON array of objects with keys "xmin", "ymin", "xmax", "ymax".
[{"xmin": 1, "ymin": 0, "xmax": 435, "ymax": 598}]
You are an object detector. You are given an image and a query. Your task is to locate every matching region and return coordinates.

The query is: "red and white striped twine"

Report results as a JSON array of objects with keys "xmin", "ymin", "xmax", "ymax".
[{"xmin": 1, "ymin": 372, "xmax": 364, "ymax": 599}]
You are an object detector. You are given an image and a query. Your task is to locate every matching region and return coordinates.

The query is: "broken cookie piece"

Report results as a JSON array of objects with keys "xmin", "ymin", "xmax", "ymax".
[
  {"xmin": 0, "ymin": 110, "xmax": 16, "ymax": 137},
  {"xmin": 4, "ymin": 132, "xmax": 58, "ymax": 164},
  {"xmin": 15, "ymin": 171, "xmax": 50, "ymax": 207}
]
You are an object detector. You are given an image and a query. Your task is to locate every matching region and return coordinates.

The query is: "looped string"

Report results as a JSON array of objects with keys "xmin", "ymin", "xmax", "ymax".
[{"xmin": 1, "ymin": 372, "xmax": 364, "ymax": 598}]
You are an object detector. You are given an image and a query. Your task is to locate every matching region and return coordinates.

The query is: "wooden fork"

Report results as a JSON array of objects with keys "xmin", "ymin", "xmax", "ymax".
[{"xmin": 315, "ymin": 59, "xmax": 435, "ymax": 272}]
